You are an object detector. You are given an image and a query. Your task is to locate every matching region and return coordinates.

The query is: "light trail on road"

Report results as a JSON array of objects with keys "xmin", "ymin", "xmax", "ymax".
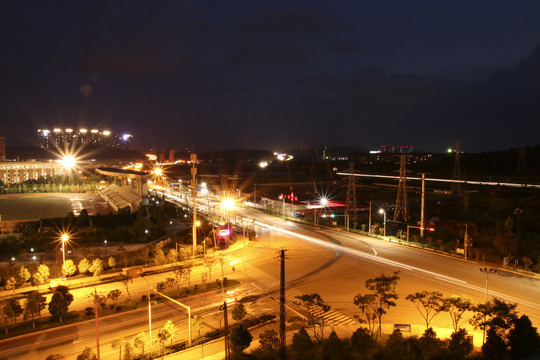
[{"xmin": 255, "ymin": 221, "xmax": 540, "ymax": 309}]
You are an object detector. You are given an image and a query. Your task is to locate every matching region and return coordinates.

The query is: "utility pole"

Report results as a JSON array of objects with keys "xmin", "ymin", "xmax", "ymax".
[
  {"xmin": 191, "ymin": 153, "xmax": 198, "ymax": 257},
  {"xmin": 368, "ymin": 201, "xmax": 372, "ymax": 234},
  {"xmin": 221, "ymin": 301, "xmax": 230, "ymax": 360},
  {"xmin": 464, "ymin": 224, "xmax": 469, "ymax": 260},
  {"xmin": 93, "ymin": 288, "xmax": 101, "ymax": 360},
  {"xmin": 279, "ymin": 249, "xmax": 287, "ymax": 360},
  {"xmin": 420, "ymin": 173, "xmax": 425, "ymax": 238}
]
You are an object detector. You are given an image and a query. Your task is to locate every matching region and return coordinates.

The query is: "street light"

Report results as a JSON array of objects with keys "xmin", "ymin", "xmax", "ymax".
[
  {"xmin": 479, "ymin": 267, "xmax": 497, "ymax": 344},
  {"xmin": 61, "ymin": 233, "xmax": 69, "ymax": 274},
  {"xmin": 140, "ymin": 274, "xmax": 153, "ymax": 356},
  {"xmin": 62, "ymin": 155, "xmax": 75, "ymax": 185},
  {"xmin": 379, "ymin": 209, "xmax": 386, "ymax": 237}
]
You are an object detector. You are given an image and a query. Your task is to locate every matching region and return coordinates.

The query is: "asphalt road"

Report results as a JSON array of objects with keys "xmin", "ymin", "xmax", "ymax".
[{"xmin": 3, "ymin": 201, "xmax": 540, "ymax": 358}]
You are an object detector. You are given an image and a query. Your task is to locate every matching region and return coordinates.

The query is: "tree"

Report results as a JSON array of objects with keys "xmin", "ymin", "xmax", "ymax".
[
  {"xmin": 48, "ymin": 285, "xmax": 74, "ymax": 323},
  {"xmin": 89, "ymin": 258, "xmax": 104, "ymax": 278},
  {"xmin": 417, "ymin": 327, "xmax": 444, "ymax": 359},
  {"xmin": 232, "ymin": 303, "xmax": 248, "ymax": 323},
  {"xmin": 230, "ymin": 323, "xmax": 253, "ymax": 355},
  {"xmin": 482, "ymin": 328, "xmax": 509, "ymax": 360},
  {"xmin": 470, "ymin": 298, "xmax": 517, "ymax": 344},
  {"xmin": 294, "ymin": 293, "xmax": 330, "ymax": 343},
  {"xmin": 443, "ymin": 296, "xmax": 472, "ymax": 333},
  {"xmin": 154, "ymin": 249, "xmax": 167, "ymax": 268},
  {"xmin": 353, "ymin": 293, "xmax": 378, "ymax": 336},
  {"xmin": 62, "ymin": 259, "xmax": 77, "ymax": 278},
  {"xmin": 167, "ymin": 248, "xmax": 178, "ymax": 264},
  {"xmin": 76, "ymin": 347, "xmax": 97, "ymax": 360},
  {"xmin": 157, "ymin": 329, "xmax": 171, "ymax": 356},
  {"xmin": 111, "ymin": 337, "xmax": 126, "ymax": 360},
  {"xmin": 182, "ymin": 266, "xmax": 192, "ymax": 288},
  {"xmin": 204, "ymin": 256, "xmax": 216, "ymax": 280},
  {"xmin": 18, "ymin": 265, "xmax": 31, "ymax": 286},
  {"xmin": 134, "ymin": 332, "xmax": 147, "ymax": 356},
  {"xmin": 24, "ymin": 291, "xmax": 46, "ymax": 328},
  {"xmin": 163, "ymin": 320, "xmax": 177, "ymax": 345},
  {"xmin": 363, "ymin": 270, "xmax": 400, "ymax": 339},
  {"xmin": 108, "ymin": 256, "xmax": 116, "ymax": 269},
  {"xmin": 36, "ymin": 264, "xmax": 50, "ymax": 283},
  {"xmin": 192, "ymin": 315, "xmax": 204, "ymax": 336},
  {"xmin": 507, "ymin": 315, "xmax": 540, "ymax": 360},
  {"xmin": 122, "ymin": 342, "xmax": 134, "ymax": 360},
  {"xmin": 291, "ymin": 328, "xmax": 314, "ymax": 357},
  {"xmin": 45, "ymin": 355, "xmax": 65, "ymax": 360},
  {"xmin": 32, "ymin": 272, "xmax": 45, "ymax": 290},
  {"xmin": 3, "ymin": 298, "xmax": 23, "ymax": 325},
  {"xmin": 5, "ymin": 277, "xmax": 17, "ymax": 293},
  {"xmin": 322, "ymin": 330, "xmax": 348, "ymax": 360},
  {"xmin": 78, "ymin": 258, "xmax": 91, "ymax": 274},
  {"xmin": 350, "ymin": 327, "xmax": 376, "ymax": 359},
  {"xmin": 447, "ymin": 328, "xmax": 474, "ymax": 359},
  {"xmin": 406, "ymin": 290, "xmax": 445, "ymax": 329},
  {"xmin": 107, "ymin": 289, "xmax": 122, "ymax": 303},
  {"xmin": 121, "ymin": 274, "xmax": 132, "ymax": 298},
  {"xmin": 259, "ymin": 329, "xmax": 280, "ymax": 352}
]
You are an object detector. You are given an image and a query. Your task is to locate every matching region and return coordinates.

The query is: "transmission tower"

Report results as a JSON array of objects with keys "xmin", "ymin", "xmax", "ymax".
[
  {"xmin": 451, "ymin": 140, "xmax": 462, "ymax": 195},
  {"xmin": 343, "ymin": 162, "xmax": 358, "ymax": 222},
  {"xmin": 279, "ymin": 249, "xmax": 287, "ymax": 360},
  {"xmin": 394, "ymin": 155, "xmax": 409, "ymax": 222}
]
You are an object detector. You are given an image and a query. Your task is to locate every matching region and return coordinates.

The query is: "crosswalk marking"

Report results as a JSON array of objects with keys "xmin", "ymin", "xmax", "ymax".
[{"xmin": 246, "ymin": 268, "xmax": 356, "ymax": 327}]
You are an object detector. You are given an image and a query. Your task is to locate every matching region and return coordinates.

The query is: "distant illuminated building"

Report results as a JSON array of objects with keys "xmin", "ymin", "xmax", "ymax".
[
  {"xmin": 0, "ymin": 160, "xmax": 66, "ymax": 184},
  {"xmin": 37, "ymin": 128, "xmax": 133, "ymax": 150},
  {"xmin": 370, "ymin": 145, "xmax": 415, "ymax": 154},
  {"xmin": 0, "ymin": 137, "xmax": 5, "ymax": 161}
]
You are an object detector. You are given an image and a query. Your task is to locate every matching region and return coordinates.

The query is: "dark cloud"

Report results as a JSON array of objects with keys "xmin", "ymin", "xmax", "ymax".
[
  {"xmin": 237, "ymin": 9, "xmax": 344, "ymax": 35},
  {"xmin": 328, "ymin": 41, "xmax": 375, "ymax": 54},
  {"xmin": 1, "ymin": 1, "xmax": 540, "ymax": 152},
  {"xmin": 81, "ymin": 1, "xmax": 205, "ymax": 74}
]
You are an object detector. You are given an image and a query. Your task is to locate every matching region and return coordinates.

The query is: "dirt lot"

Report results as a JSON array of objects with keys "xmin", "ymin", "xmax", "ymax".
[{"xmin": 0, "ymin": 193, "xmax": 113, "ymax": 220}]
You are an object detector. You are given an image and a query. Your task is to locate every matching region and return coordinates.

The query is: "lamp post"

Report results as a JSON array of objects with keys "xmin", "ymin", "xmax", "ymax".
[
  {"xmin": 62, "ymin": 155, "xmax": 75, "ymax": 186},
  {"xmin": 140, "ymin": 274, "xmax": 153, "ymax": 356},
  {"xmin": 61, "ymin": 234, "xmax": 68, "ymax": 274},
  {"xmin": 479, "ymin": 267, "xmax": 497, "ymax": 344},
  {"xmin": 379, "ymin": 209, "xmax": 386, "ymax": 237},
  {"xmin": 153, "ymin": 290, "xmax": 192, "ymax": 346}
]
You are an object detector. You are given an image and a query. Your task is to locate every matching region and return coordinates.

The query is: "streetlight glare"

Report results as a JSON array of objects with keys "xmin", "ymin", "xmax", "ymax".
[
  {"xmin": 62, "ymin": 156, "xmax": 75, "ymax": 169},
  {"xmin": 61, "ymin": 234, "xmax": 69, "ymax": 242},
  {"xmin": 221, "ymin": 197, "xmax": 236, "ymax": 210},
  {"xmin": 379, "ymin": 208, "xmax": 385, "ymax": 214},
  {"xmin": 320, "ymin": 197, "xmax": 329, "ymax": 207}
]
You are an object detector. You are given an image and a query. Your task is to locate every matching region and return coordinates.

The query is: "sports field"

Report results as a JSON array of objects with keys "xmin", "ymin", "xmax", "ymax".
[{"xmin": 0, "ymin": 193, "xmax": 111, "ymax": 220}]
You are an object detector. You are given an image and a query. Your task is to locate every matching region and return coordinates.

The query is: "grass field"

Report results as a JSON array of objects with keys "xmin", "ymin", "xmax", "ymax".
[{"xmin": 0, "ymin": 195, "xmax": 72, "ymax": 220}]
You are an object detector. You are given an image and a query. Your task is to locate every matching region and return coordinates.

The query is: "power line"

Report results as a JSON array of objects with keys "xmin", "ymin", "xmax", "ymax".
[{"xmin": 335, "ymin": 173, "xmax": 540, "ymax": 189}]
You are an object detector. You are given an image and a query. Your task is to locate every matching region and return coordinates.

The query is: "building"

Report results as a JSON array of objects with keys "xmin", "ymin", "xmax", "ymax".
[
  {"xmin": 0, "ymin": 160, "xmax": 66, "ymax": 184},
  {"xmin": 0, "ymin": 137, "xmax": 5, "ymax": 161},
  {"xmin": 37, "ymin": 128, "xmax": 133, "ymax": 149}
]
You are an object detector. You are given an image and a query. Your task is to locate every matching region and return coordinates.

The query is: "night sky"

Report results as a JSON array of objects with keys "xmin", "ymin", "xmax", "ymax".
[{"xmin": 2, "ymin": 1, "xmax": 540, "ymax": 153}]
